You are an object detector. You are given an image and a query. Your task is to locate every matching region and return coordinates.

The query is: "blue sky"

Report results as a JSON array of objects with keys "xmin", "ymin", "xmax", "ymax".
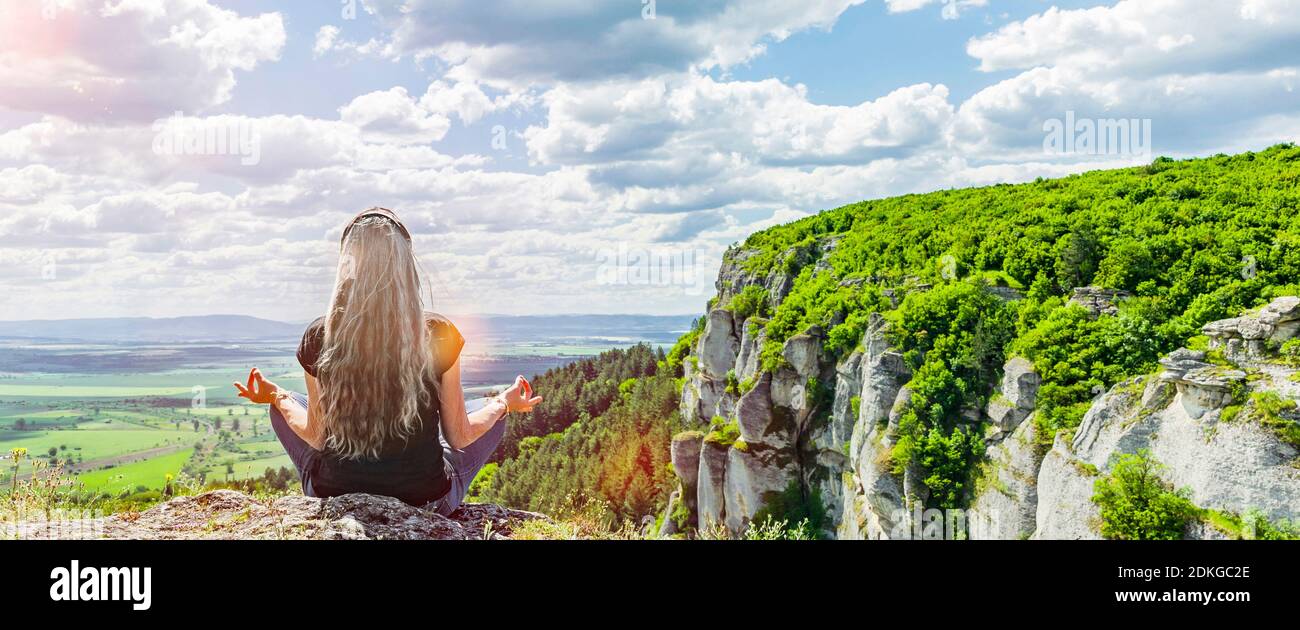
[{"xmin": 1, "ymin": 0, "xmax": 1298, "ymax": 321}]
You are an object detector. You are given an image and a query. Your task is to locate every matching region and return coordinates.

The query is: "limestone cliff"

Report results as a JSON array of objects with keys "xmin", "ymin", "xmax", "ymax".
[{"xmin": 663, "ymin": 236, "xmax": 1300, "ymax": 540}]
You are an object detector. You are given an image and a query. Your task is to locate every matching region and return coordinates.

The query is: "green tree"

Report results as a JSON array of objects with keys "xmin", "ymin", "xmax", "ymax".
[
  {"xmin": 1093, "ymin": 451, "xmax": 1198, "ymax": 540},
  {"xmin": 1054, "ymin": 223, "xmax": 1099, "ymax": 292}
]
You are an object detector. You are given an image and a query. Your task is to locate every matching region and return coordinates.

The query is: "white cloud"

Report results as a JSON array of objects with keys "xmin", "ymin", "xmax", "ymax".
[
  {"xmin": 0, "ymin": 0, "xmax": 285, "ymax": 123},
  {"xmin": 884, "ymin": 0, "xmax": 988, "ymax": 19},
  {"xmin": 340, "ymin": 87, "xmax": 452, "ymax": 144},
  {"xmin": 955, "ymin": 0, "xmax": 1300, "ymax": 156},
  {"xmin": 967, "ymin": 1, "xmax": 1300, "ymax": 74},
  {"xmin": 314, "ymin": 25, "xmax": 341, "ymax": 58},
  {"xmin": 329, "ymin": 0, "xmax": 867, "ymax": 88},
  {"xmin": 524, "ymin": 74, "xmax": 953, "ymax": 167}
]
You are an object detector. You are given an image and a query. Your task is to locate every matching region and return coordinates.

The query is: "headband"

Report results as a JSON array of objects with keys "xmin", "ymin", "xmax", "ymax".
[{"xmin": 340, "ymin": 207, "xmax": 412, "ymax": 245}]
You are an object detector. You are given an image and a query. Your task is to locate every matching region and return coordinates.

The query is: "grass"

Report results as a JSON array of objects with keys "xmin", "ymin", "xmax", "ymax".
[
  {"xmin": 1200, "ymin": 507, "xmax": 1300, "ymax": 540},
  {"xmin": 1, "ymin": 428, "xmax": 190, "ymax": 467},
  {"xmin": 1248, "ymin": 392, "xmax": 1300, "ymax": 449},
  {"xmin": 76, "ymin": 448, "xmax": 195, "ymax": 492},
  {"xmin": 198, "ymin": 453, "xmax": 294, "ymax": 483}
]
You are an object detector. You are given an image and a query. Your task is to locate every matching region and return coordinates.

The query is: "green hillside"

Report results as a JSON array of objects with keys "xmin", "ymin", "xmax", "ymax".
[
  {"xmin": 471, "ymin": 145, "xmax": 1300, "ymax": 524},
  {"xmin": 691, "ymin": 143, "xmax": 1300, "ymax": 509}
]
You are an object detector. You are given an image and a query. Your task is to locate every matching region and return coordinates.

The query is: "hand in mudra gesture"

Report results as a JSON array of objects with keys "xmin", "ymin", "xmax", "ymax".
[
  {"xmin": 233, "ymin": 367, "xmax": 281, "ymax": 405},
  {"xmin": 499, "ymin": 376, "xmax": 542, "ymax": 413}
]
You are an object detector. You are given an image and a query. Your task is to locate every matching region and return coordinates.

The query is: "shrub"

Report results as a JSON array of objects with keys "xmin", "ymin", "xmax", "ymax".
[
  {"xmin": 664, "ymin": 320, "xmax": 704, "ymax": 377},
  {"xmin": 1092, "ymin": 451, "xmax": 1198, "ymax": 540},
  {"xmin": 1279, "ymin": 338, "xmax": 1300, "ymax": 367},
  {"xmin": 725, "ymin": 369, "xmax": 739, "ymax": 395},
  {"xmin": 750, "ymin": 480, "xmax": 826, "ymax": 539},
  {"xmin": 727, "ymin": 285, "xmax": 771, "ymax": 321},
  {"xmin": 703, "ymin": 416, "xmax": 741, "ymax": 448},
  {"xmin": 743, "ymin": 517, "xmax": 814, "ymax": 540}
]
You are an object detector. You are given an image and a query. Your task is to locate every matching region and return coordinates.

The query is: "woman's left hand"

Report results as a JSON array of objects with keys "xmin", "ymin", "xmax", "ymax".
[{"xmin": 233, "ymin": 367, "xmax": 281, "ymax": 405}]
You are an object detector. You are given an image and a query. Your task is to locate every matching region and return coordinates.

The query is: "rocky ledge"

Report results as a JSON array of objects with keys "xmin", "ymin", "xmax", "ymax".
[
  {"xmin": 9, "ymin": 490, "xmax": 548, "ymax": 540},
  {"xmin": 1202, "ymin": 295, "xmax": 1300, "ymax": 361}
]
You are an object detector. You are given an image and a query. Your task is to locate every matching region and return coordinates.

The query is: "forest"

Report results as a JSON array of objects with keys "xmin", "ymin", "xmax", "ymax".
[{"xmin": 474, "ymin": 344, "xmax": 682, "ymax": 523}]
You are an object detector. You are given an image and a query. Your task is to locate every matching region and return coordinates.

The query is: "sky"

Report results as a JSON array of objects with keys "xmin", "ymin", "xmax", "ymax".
[{"xmin": 1, "ymin": 0, "xmax": 1298, "ymax": 322}]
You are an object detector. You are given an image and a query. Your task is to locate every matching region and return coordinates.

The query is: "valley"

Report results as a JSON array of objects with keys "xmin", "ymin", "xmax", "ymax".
[{"xmin": 0, "ymin": 314, "xmax": 692, "ymax": 503}]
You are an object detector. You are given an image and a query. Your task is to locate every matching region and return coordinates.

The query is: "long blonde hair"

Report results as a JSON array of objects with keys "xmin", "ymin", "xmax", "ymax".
[{"xmin": 316, "ymin": 214, "xmax": 434, "ymax": 460}]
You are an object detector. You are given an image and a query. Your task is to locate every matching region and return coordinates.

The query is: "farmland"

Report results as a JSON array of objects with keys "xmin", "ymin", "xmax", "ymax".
[{"xmin": 0, "ymin": 315, "xmax": 692, "ymax": 506}]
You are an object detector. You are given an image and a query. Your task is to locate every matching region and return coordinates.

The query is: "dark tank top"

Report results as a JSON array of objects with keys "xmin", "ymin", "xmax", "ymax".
[{"xmin": 295, "ymin": 312, "xmax": 464, "ymax": 506}]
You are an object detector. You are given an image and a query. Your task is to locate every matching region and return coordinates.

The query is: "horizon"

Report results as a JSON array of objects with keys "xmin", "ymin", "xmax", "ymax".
[{"xmin": 0, "ymin": 311, "xmax": 701, "ymax": 326}]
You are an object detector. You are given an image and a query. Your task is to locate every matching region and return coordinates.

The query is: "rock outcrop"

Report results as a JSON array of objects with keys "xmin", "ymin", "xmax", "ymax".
[
  {"xmin": 1035, "ymin": 344, "xmax": 1300, "ymax": 537},
  {"xmin": 985, "ymin": 357, "xmax": 1040, "ymax": 437},
  {"xmin": 839, "ymin": 314, "xmax": 913, "ymax": 539},
  {"xmin": 968, "ymin": 357, "xmax": 1044, "ymax": 540},
  {"xmin": 1202, "ymin": 295, "xmax": 1300, "ymax": 362},
  {"xmin": 677, "ymin": 240, "xmax": 1300, "ymax": 541},
  {"xmin": 1069, "ymin": 286, "xmax": 1131, "ymax": 317},
  {"xmin": 696, "ymin": 439, "xmax": 730, "ymax": 530},
  {"xmin": 9, "ymin": 490, "xmax": 548, "ymax": 540},
  {"xmin": 660, "ymin": 431, "xmax": 705, "ymax": 536}
]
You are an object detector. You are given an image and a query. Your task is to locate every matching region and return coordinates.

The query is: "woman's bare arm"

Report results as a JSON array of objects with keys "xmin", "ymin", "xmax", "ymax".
[
  {"xmin": 272, "ymin": 373, "xmax": 325, "ymax": 450},
  {"xmin": 439, "ymin": 359, "xmax": 507, "ymax": 449},
  {"xmin": 439, "ymin": 359, "xmax": 543, "ymax": 450}
]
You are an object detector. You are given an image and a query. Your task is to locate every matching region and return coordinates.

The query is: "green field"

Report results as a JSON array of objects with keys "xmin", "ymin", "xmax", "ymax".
[
  {"xmin": 0, "ymin": 361, "xmax": 306, "ymax": 405},
  {"xmin": 0, "ymin": 371, "xmax": 293, "ymax": 495},
  {"xmin": 76, "ymin": 449, "xmax": 195, "ymax": 492},
  {"xmin": 2, "ymin": 429, "xmax": 187, "ymax": 462},
  {"xmin": 199, "ymin": 453, "xmax": 295, "ymax": 482}
]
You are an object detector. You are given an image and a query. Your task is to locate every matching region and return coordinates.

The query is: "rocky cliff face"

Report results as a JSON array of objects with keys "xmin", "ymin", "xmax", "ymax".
[
  {"xmin": 9, "ymin": 490, "xmax": 547, "ymax": 540},
  {"xmin": 663, "ymin": 239, "xmax": 1300, "ymax": 540}
]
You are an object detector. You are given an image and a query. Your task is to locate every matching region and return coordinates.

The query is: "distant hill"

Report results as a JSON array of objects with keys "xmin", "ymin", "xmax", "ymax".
[{"xmin": 0, "ymin": 315, "xmax": 305, "ymax": 343}]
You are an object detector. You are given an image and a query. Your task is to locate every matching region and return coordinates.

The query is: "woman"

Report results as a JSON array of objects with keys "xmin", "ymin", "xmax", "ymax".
[{"xmin": 233, "ymin": 208, "xmax": 541, "ymax": 514}]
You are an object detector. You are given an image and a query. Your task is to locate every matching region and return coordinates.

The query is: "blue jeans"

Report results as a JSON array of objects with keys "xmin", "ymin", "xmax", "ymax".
[{"xmin": 269, "ymin": 392, "xmax": 504, "ymax": 516}]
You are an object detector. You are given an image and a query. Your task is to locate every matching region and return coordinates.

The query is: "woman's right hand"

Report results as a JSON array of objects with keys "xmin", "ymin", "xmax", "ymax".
[
  {"xmin": 500, "ymin": 376, "xmax": 543, "ymax": 413},
  {"xmin": 233, "ymin": 367, "xmax": 281, "ymax": 405}
]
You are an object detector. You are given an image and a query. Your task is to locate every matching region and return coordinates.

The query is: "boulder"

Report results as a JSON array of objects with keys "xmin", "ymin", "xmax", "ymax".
[
  {"xmin": 671, "ymin": 432, "xmax": 704, "ymax": 493},
  {"xmin": 696, "ymin": 440, "xmax": 730, "ymax": 531},
  {"xmin": 986, "ymin": 357, "xmax": 1041, "ymax": 436},
  {"xmin": 1177, "ymin": 366, "xmax": 1246, "ymax": 419},
  {"xmin": 782, "ymin": 330, "xmax": 823, "ymax": 381},
  {"xmin": 7, "ymin": 490, "xmax": 547, "ymax": 540},
  {"xmin": 1157, "ymin": 348, "xmax": 1208, "ymax": 381},
  {"xmin": 698, "ymin": 308, "xmax": 739, "ymax": 378},
  {"xmin": 724, "ymin": 444, "xmax": 800, "ymax": 534},
  {"xmin": 734, "ymin": 318, "xmax": 766, "ymax": 383},
  {"xmin": 735, "ymin": 372, "xmax": 795, "ymax": 447}
]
